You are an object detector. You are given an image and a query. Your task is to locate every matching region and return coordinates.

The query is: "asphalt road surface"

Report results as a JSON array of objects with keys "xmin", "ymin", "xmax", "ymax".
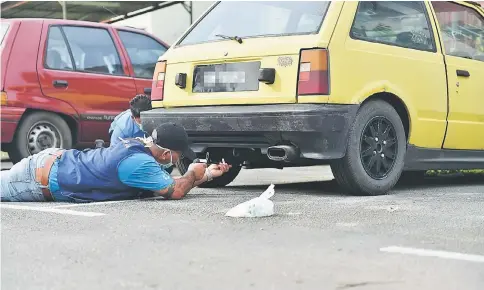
[{"xmin": 1, "ymin": 160, "xmax": 484, "ymax": 290}]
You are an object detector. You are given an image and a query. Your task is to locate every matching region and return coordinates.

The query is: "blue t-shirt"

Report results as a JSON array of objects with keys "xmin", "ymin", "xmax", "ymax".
[
  {"xmin": 117, "ymin": 153, "xmax": 174, "ymax": 191},
  {"xmin": 109, "ymin": 109, "xmax": 146, "ymax": 147},
  {"xmin": 49, "ymin": 153, "xmax": 174, "ymax": 200}
]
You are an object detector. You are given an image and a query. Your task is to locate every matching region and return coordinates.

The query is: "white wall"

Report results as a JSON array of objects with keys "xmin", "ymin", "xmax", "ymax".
[
  {"xmin": 114, "ymin": 1, "xmax": 215, "ymax": 45},
  {"xmin": 111, "ymin": 12, "xmax": 154, "ymax": 34}
]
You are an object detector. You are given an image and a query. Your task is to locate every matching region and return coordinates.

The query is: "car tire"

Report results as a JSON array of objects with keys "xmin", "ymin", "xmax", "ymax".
[
  {"xmin": 9, "ymin": 112, "xmax": 72, "ymax": 164},
  {"xmin": 176, "ymin": 157, "xmax": 242, "ymax": 188},
  {"xmin": 331, "ymin": 99, "xmax": 407, "ymax": 196}
]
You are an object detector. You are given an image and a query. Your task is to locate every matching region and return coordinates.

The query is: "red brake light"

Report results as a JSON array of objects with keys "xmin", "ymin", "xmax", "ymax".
[
  {"xmin": 297, "ymin": 49, "xmax": 329, "ymax": 95},
  {"xmin": 151, "ymin": 61, "xmax": 166, "ymax": 101}
]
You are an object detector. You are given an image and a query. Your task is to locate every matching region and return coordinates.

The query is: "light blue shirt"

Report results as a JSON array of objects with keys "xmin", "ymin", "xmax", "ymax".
[{"xmin": 109, "ymin": 109, "xmax": 146, "ymax": 147}]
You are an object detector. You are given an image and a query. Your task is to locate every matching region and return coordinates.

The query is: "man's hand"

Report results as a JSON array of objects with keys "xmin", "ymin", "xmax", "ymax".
[
  {"xmin": 192, "ymin": 162, "xmax": 232, "ymax": 187},
  {"xmin": 208, "ymin": 162, "xmax": 232, "ymax": 178},
  {"xmin": 187, "ymin": 163, "xmax": 207, "ymax": 180}
]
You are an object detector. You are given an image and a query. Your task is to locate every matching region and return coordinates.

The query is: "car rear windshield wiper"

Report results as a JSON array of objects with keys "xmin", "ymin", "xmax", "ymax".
[{"xmin": 215, "ymin": 34, "xmax": 243, "ymax": 44}]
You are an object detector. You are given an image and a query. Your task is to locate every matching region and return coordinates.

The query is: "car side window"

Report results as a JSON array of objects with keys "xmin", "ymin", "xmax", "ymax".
[
  {"xmin": 117, "ymin": 30, "xmax": 167, "ymax": 79},
  {"xmin": 45, "ymin": 26, "xmax": 74, "ymax": 71},
  {"xmin": 432, "ymin": 1, "xmax": 484, "ymax": 62},
  {"xmin": 61, "ymin": 26, "xmax": 125, "ymax": 75},
  {"xmin": 350, "ymin": 1, "xmax": 436, "ymax": 52}
]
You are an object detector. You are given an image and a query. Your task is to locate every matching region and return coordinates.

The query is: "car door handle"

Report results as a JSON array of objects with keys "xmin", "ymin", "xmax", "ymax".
[
  {"xmin": 53, "ymin": 80, "xmax": 68, "ymax": 88},
  {"xmin": 456, "ymin": 70, "xmax": 470, "ymax": 77}
]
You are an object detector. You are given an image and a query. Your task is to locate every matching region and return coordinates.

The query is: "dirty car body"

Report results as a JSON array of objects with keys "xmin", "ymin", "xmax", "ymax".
[
  {"xmin": 142, "ymin": 1, "xmax": 484, "ymax": 194},
  {"xmin": 142, "ymin": 1, "xmax": 351, "ymax": 162}
]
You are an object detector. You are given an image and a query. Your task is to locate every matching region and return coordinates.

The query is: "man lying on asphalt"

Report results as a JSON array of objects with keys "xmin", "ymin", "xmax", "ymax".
[{"xmin": 1, "ymin": 123, "xmax": 231, "ymax": 202}]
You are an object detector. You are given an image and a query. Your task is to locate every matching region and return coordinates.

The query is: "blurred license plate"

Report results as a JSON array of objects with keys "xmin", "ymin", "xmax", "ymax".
[
  {"xmin": 193, "ymin": 61, "xmax": 260, "ymax": 93},
  {"xmin": 204, "ymin": 71, "xmax": 246, "ymax": 85}
]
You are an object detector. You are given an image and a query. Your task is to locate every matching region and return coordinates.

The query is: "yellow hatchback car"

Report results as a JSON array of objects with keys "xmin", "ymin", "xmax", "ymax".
[{"xmin": 142, "ymin": 1, "xmax": 484, "ymax": 195}]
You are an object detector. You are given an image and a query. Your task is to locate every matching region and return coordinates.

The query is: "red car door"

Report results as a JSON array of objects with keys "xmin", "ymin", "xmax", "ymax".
[
  {"xmin": 114, "ymin": 28, "xmax": 169, "ymax": 96},
  {"xmin": 37, "ymin": 21, "xmax": 137, "ymax": 146}
]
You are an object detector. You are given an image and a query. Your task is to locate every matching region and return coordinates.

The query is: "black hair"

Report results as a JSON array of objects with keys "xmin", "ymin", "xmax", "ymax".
[{"xmin": 129, "ymin": 94, "xmax": 152, "ymax": 118}]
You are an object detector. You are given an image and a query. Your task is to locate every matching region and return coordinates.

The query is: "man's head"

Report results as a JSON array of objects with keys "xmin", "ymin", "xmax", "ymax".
[
  {"xmin": 130, "ymin": 94, "xmax": 152, "ymax": 126},
  {"xmin": 148, "ymin": 123, "xmax": 196, "ymax": 166}
]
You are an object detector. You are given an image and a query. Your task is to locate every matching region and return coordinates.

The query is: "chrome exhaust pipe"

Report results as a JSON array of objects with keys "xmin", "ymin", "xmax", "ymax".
[{"xmin": 267, "ymin": 145, "xmax": 299, "ymax": 162}]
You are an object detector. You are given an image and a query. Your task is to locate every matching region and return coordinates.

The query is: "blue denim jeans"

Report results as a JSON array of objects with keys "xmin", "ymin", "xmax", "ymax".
[{"xmin": 1, "ymin": 148, "xmax": 61, "ymax": 202}]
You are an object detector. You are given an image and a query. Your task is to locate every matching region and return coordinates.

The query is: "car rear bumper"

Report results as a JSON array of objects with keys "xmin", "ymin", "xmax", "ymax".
[
  {"xmin": 1, "ymin": 106, "xmax": 25, "ymax": 143},
  {"xmin": 141, "ymin": 104, "xmax": 359, "ymax": 160}
]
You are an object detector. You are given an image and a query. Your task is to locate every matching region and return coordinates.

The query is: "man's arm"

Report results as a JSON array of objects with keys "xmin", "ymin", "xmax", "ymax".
[
  {"xmin": 153, "ymin": 170, "xmax": 197, "ymax": 200},
  {"xmin": 193, "ymin": 175, "xmax": 208, "ymax": 187},
  {"xmin": 152, "ymin": 163, "xmax": 207, "ymax": 199},
  {"xmin": 118, "ymin": 156, "xmax": 221, "ymax": 200},
  {"xmin": 109, "ymin": 126, "xmax": 121, "ymax": 146},
  {"xmin": 162, "ymin": 163, "xmax": 231, "ymax": 195},
  {"xmin": 118, "ymin": 154, "xmax": 200, "ymax": 200}
]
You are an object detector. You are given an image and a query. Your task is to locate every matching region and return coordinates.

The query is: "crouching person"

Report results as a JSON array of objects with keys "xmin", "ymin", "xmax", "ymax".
[
  {"xmin": 109, "ymin": 94, "xmax": 151, "ymax": 147},
  {"xmin": 1, "ymin": 123, "xmax": 231, "ymax": 202},
  {"xmin": 107, "ymin": 93, "xmax": 174, "ymax": 174}
]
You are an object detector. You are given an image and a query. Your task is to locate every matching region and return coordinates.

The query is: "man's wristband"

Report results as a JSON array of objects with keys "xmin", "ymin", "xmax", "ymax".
[{"xmin": 205, "ymin": 168, "xmax": 213, "ymax": 182}]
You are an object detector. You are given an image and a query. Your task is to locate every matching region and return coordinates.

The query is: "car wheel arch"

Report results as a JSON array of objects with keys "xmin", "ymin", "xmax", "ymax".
[
  {"xmin": 360, "ymin": 92, "xmax": 411, "ymax": 141},
  {"xmin": 16, "ymin": 108, "xmax": 79, "ymax": 145}
]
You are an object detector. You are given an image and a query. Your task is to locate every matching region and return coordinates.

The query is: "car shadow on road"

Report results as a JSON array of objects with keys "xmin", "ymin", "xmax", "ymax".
[
  {"xmin": 226, "ymin": 174, "xmax": 484, "ymax": 196},
  {"xmin": 227, "ymin": 179, "xmax": 345, "ymax": 196},
  {"xmin": 394, "ymin": 174, "xmax": 484, "ymax": 191}
]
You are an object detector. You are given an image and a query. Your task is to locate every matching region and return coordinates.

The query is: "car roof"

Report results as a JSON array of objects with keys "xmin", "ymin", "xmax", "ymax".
[
  {"xmin": 2, "ymin": 18, "xmax": 134, "ymax": 30},
  {"xmin": 464, "ymin": 1, "xmax": 483, "ymax": 7},
  {"xmin": 0, "ymin": 18, "xmax": 169, "ymax": 48},
  {"xmin": 2, "ymin": 18, "xmax": 110, "ymax": 27}
]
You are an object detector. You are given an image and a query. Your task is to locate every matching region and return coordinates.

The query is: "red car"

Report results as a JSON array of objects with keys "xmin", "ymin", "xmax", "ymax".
[{"xmin": 0, "ymin": 18, "xmax": 168, "ymax": 163}]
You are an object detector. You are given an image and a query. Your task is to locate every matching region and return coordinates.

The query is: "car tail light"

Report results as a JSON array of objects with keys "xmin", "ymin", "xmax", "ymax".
[
  {"xmin": 297, "ymin": 48, "xmax": 329, "ymax": 95},
  {"xmin": 1, "ymin": 91, "xmax": 7, "ymax": 106},
  {"xmin": 151, "ymin": 61, "xmax": 167, "ymax": 101}
]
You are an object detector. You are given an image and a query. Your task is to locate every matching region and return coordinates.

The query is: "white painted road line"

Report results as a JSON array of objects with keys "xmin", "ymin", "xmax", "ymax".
[
  {"xmin": 0, "ymin": 204, "xmax": 106, "ymax": 217},
  {"xmin": 380, "ymin": 246, "xmax": 484, "ymax": 263},
  {"xmin": 52, "ymin": 200, "xmax": 130, "ymax": 208},
  {"xmin": 52, "ymin": 197, "xmax": 165, "ymax": 208}
]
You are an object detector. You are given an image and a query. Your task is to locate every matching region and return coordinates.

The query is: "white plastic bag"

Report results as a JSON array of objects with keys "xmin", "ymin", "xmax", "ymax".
[{"xmin": 225, "ymin": 184, "xmax": 275, "ymax": 218}]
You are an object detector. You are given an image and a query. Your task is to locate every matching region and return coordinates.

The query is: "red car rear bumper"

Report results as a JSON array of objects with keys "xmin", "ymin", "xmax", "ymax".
[{"xmin": 1, "ymin": 106, "xmax": 25, "ymax": 143}]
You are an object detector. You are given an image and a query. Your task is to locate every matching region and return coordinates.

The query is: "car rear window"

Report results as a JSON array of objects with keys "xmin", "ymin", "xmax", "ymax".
[
  {"xmin": 118, "ymin": 30, "xmax": 168, "ymax": 79},
  {"xmin": 178, "ymin": 1, "xmax": 331, "ymax": 46},
  {"xmin": 0, "ymin": 22, "xmax": 10, "ymax": 46}
]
